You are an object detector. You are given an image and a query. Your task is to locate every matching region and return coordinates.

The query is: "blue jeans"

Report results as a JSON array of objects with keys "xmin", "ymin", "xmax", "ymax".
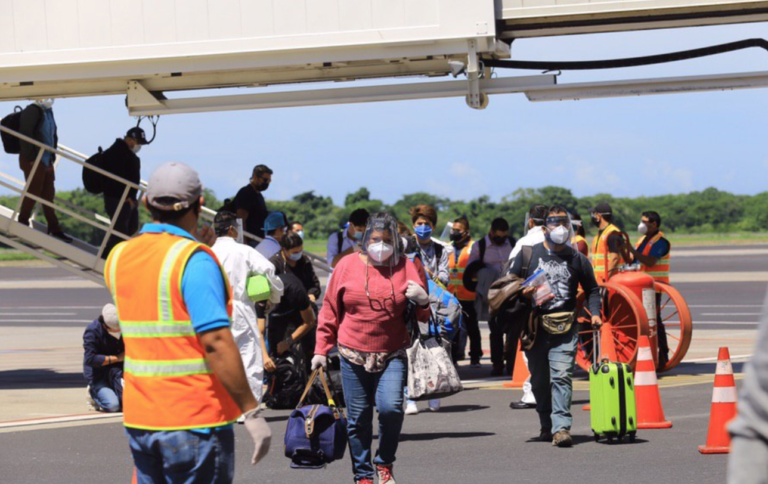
[
  {"xmin": 525, "ymin": 324, "xmax": 578, "ymax": 433},
  {"xmin": 341, "ymin": 355, "xmax": 406, "ymax": 482},
  {"xmin": 89, "ymin": 368, "xmax": 123, "ymax": 412},
  {"xmin": 126, "ymin": 428, "xmax": 234, "ymax": 484}
]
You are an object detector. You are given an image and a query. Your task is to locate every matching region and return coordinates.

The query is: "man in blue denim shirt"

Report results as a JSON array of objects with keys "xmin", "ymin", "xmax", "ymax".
[
  {"xmin": 83, "ymin": 304, "xmax": 124, "ymax": 412},
  {"xmin": 17, "ymin": 99, "xmax": 71, "ymax": 242}
]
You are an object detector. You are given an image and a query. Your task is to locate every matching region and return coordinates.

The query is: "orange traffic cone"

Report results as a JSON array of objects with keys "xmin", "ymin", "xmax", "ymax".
[
  {"xmin": 635, "ymin": 335, "xmax": 673, "ymax": 429},
  {"xmin": 698, "ymin": 347, "xmax": 738, "ymax": 454},
  {"xmin": 503, "ymin": 341, "xmax": 530, "ymax": 389}
]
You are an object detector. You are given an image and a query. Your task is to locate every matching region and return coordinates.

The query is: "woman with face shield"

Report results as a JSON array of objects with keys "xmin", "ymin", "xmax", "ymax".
[{"xmin": 313, "ymin": 212, "xmax": 430, "ymax": 484}]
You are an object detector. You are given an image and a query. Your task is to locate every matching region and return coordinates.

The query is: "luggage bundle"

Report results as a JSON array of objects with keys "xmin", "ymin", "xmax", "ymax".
[
  {"xmin": 589, "ymin": 330, "xmax": 638, "ymax": 443},
  {"xmin": 284, "ymin": 367, "xmax": 348, "ymax": 469}
]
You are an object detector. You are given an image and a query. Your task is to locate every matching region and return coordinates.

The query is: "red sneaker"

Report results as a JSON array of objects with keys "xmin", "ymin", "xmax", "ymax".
[
  {"xmin": 376, "ymin": 464, "xmax": 397, "ymax": 484},
  {"xmin": 358, "ymin": 479, "xmax": 374, "ymax": 484}
]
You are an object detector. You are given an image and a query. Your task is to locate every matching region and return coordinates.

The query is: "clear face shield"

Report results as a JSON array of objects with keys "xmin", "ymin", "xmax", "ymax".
[
  {"xmin": 544, "ymin": 213, "xmax": 575, "ymax": 247},
  {"xmin": 524, "ymin": 213, "xmax": 546, "ymax": 236},
  {"xmin": 361, "ymin": 214, "xmax": 401, "ymax": 267}
]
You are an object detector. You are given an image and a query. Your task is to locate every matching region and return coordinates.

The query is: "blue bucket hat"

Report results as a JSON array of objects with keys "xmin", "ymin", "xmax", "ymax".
[{"xmin": 264, "ymin": 212, "xmax": 287, "ymax": 232}]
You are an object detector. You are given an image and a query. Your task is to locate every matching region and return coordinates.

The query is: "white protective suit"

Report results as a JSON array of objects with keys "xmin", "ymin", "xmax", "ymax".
[{"xmin": 212, "ymin": 237, "xmax": 284, "ymax": 402}]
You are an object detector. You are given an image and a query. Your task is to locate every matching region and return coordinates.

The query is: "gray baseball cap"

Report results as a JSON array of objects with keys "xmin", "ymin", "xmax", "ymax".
[{"xmin": 146, "ymin": 162, "xmax": 203, "ymax": 211}]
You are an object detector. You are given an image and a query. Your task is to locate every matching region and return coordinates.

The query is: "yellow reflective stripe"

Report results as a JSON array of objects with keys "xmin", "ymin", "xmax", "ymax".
[
  {"xmin": 125, "ymin": 357, "xmax": 211, "ymax": 377},
  {"xmin": 124, "ymin": 419, "xmax": 239, "ymax": 432},
  {"xmin": 121, "ymin": 321, "xmax": 195, "ymax": 338},
  {"xmin": 158, "ymin": 240, "xmax": 196, "ymax": 324},
  {"xmin": 105, "ymin": 243, "xmax": 127, "ymax": 317}
]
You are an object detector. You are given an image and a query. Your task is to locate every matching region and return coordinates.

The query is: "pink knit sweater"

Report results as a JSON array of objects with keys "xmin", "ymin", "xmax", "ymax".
[{"xmin": 315, "ymin": 254, "xmax": 429, "ymax": 356}]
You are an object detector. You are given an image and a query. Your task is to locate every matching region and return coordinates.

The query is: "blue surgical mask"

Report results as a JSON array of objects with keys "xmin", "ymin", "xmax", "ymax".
[
  {"xmin": 414, "ymin": 225, "xmax": 433, "ymax": 241},
  {"xmin": 296, "ymin": 230, "xmax": 305, "ymax": 240},
  {"xmin": 353, "ymin": 231, "xmax": 363, "ymax": 241},
  {"xmin": 288, "ymin": 251, "xmax": 303, "ymax": 261}
]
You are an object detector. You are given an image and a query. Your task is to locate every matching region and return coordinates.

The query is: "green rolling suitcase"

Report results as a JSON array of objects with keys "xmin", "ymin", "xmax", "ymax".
[{"xmin": 589, "ymin": 330, "xmax": 638, "ymax": 443}]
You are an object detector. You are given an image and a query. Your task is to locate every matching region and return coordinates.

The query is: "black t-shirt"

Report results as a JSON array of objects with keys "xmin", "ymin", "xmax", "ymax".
[
  {"xmin": 510, "ymin": 242, "xmax": 601, "ymax": 316},
  {"xmin": 269, "ymin": 253, "xmax": 322, "ymax": 300},
  {"xmin": 233, "ymin": 184, "xmax": 267, "ymax": 239},
  {"xmin": 262, "ymin": 273, "xmax": 311, "ymax": 349}
]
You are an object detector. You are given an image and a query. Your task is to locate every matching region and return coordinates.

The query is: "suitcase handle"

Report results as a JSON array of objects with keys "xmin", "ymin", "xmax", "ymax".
[{"xmin": 592, "ymin": 329, "xmax": 601, "ymax": 366}]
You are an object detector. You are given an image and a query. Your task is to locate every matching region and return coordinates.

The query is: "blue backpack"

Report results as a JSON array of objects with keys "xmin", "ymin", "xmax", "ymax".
[{"xmin": 428, "ymin": 278, "xmax": 463, "ymax": 340}]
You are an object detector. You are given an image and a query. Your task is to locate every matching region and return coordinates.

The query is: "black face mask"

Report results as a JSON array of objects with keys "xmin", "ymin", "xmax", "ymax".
[
  {"xmin": 258, "ymin": 181, "xmax": 270, "ymax": 191},
  {"xmin": 491, "ymin": 235, "xmax": 507, "ymax": 246},
  {"xmin": 449, "ymin": 230, "xmax": 465, "ymax": 242}
]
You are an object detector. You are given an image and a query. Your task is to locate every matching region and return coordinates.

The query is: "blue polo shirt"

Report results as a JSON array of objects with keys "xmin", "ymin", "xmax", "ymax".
[
  {"xmin": 138, "ymin": 224, "xmax": 233, "ymax": 433},
  {"xmin": 637, "ymin": 235, "xmax": 671, "ymax": 260}
]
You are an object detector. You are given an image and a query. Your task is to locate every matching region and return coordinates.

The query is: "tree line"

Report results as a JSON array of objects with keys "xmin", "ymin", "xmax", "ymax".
[{"xmin": 2, "ymin": 185, "xmax": 766, "ymax": 246}]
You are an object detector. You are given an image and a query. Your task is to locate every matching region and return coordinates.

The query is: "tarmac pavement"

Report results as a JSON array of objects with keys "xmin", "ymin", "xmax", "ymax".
[{"xmin": 0, "ymin": 245, "xmax": 764, "ymax": 483}]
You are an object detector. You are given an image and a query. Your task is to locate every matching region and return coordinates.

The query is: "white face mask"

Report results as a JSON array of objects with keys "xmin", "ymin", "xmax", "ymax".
[
  {"xmin": 39, "ymin": 98, "xmax": 54, "ymax": 109},
  {"xmin": 296, "ymin": 230, "xmax": 305, "ymax": 240},
  {"xmin": 367, "ymin": 241, "xmax": 394, "ymax": 263},
  {"xmin": 132, "ymin": 144, "xmax": 142, "ymax": 154},
  {"xmin": 549, "ymin": 225, "xmax": 570, "ymax": 245},
  {"xmin": 638, "ymin": 222, "xmax": 648, "ymax": 235}
]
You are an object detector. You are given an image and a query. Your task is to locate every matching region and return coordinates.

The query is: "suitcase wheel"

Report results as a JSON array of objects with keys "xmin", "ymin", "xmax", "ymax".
[{"xmin": 629, "ymin": 432, "xmax": 637, "ymax": 443}]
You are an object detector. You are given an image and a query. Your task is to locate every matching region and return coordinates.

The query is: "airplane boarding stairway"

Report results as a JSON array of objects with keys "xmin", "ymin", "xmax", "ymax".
[{"xmin": 0, "ymin": 125, "xmax": 332, "ymax": 288}]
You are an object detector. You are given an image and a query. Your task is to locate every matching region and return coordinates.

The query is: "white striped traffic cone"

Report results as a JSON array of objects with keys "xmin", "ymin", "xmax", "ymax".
[
  {"xmin": 698, "ymin": 347, "xmax": 738, "ymax": 454},
  {"xmin": 635, "ymin": 335, "xmax": 673, "ymax": 429}
]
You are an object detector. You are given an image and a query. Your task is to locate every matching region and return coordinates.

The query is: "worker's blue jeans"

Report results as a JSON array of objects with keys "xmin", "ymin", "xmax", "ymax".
[
  {"xmin": 525, "ymin": 324, "xmax": 578, "ymax": 434},
  {"xmin": 126, "ymin": 427, "xmax": 234, "ymax": 484},
  {"xmin": 341, "ymin": 355, "xmax": 406, "ymax": 482}
]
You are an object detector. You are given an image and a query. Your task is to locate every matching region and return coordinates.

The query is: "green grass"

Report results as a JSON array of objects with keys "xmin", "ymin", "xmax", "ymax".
[
  {"xmin": 0, "ymin": 249, "xmax": 37, "ymax": 261},
  {"xmin": 665, "ymin": 232, "xmax": 768, "ymax": 247},
  {"xmin": 302, "ymin": 239, "xmax": 328, "ymax": 257}
]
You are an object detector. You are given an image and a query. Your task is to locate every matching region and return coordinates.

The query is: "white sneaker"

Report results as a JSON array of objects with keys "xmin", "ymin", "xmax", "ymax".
[
  {"xmin": 428, "ymin": 399, "xmax": 441, "ymax": 412},
  {"xmin": 236, "ymin": 414, "xmax": 246, "ymax": 424},
  {"xmin": 405, "ymin": 400, "xmax": 419, "ymax": 415}
]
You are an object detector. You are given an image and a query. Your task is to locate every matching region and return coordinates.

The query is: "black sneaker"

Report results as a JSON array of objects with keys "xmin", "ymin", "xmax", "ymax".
[
  {"xmin": 552, "ymin": 430, "xmax": 573, "ymax": 448},
  {"xmin": 539, "ymin": 428, "xmax": 552, "ymax": 442},
  {"xmin": 490, "ymin": 367, "xmax": 504, "ymax": 377},
  {"xmin": 49, "ymin": 230, "xmax": 73, "ymax": 243}
]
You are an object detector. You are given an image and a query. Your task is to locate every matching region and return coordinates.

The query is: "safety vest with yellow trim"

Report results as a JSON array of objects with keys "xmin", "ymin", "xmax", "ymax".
[
  {"xmin": 104, "ymin": 232, "xmax": 241, "ymax": 431},
  {"xmin": 590, "ymin": 224, "xmax": 625, "ymax": 284},
  {"xmin": 572, "ymin": 235, "xmax": 589, "ymax": 256},
  {"xmin": 447, "ymin": 240, "xmax": 475, "ymax": 302},
  {"xmin": 635, "ymin": 231, "xmax": 671, "ymax": 284}
]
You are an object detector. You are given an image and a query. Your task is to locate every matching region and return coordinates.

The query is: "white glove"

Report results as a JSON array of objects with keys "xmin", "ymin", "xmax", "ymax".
[
  {"xmin": 406, "ymin": 280, "xmax": 429, "ymax": 306},
  {"xmin": 243, "ymin": 408, "xmax": 272, "ymax": 465},
  {"xmin": 311, "ymin": 354, "xmax": 328, "ymax": 370}
]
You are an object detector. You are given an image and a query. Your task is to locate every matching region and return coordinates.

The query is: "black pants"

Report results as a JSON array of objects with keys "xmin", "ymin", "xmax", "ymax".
[
  {"xmin": 501, "ymin": 313, "xmax": 526, "ymax": 375},
  {"xmin": 656, "ymin": 292, "xmax": 670, "ymax": 360},
  {"xmin": 103, "ymin": 196, "xmax": 138, "ymax": 259},
  {"xmin": 461, "ymin": 301, "xmax": 482, "ymax": 364},
  {"xmin": 489, "ymin": 315, "xmax": 506, "ymax": 370}
]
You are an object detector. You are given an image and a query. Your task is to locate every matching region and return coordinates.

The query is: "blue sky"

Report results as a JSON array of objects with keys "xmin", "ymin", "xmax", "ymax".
[{"xmin": 1, "ymin": 22, "xmax": 766, "ymax": 205}]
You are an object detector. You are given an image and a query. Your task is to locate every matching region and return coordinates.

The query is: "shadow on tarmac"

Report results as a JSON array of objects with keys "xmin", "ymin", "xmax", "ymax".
[
  {"xmin": 400, "ymin": 431, "xmax": 495, "ymax": 442},
  {"xmin": 0, "ymin": 369, "xmax": 83, "ymax": 389},
  {"xmin": 429, "ymin": 404, "xmax": 490, "ymax": 413},
  {"xmin": 663, "ymin": 361, "xmax": 745, "ymax": 377}
]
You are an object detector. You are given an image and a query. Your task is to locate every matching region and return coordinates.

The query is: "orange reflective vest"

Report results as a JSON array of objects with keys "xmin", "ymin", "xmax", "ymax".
[
  {"xmin": 572, "ymin": 235, "xmax": 589, "ymax": 256},
  {"xmin": 635, "ymin": 231, "xmax": 671, "ymax": 284},
  {"xmin": 591, "ymin": 224, "xmax": 624, "ymax": 284},
  {"xmin": 447, "ymin": 240, "xmax": 475, "ymax": 302},
  {"xmin": 104, "ymin": 231, "xmax": 241, "ymax": 431}
]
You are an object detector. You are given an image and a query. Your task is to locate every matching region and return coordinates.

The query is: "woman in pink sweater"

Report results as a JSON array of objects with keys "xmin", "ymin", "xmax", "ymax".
[{"xmin": 313, "ymin": 212, "xmax": 429, "ymax": 484}]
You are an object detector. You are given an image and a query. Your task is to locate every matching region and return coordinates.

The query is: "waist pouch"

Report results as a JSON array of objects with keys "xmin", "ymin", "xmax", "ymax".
[{"xmin": 539, "ymin": 311, "xmax": 575, "ymax": 335}]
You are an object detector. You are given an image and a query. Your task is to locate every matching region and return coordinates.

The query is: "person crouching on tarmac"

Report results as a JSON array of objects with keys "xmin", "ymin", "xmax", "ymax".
[
  {"xmin": 508, "ymin": 205, "xmax": 602, "ymax": 448},
  {"xmin": 211, "ymin": 211, "xmax": 284, "ymax": 408}
]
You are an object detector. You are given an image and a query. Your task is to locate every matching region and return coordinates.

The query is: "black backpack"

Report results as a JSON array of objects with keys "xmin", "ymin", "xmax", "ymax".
[
  {"xmin": 264, "ymin": 352, "xmax": 307, "ymax": 410},
  {"xmin": 82, "ymin": 147, "xmax": 106, "ymax": 195},
  {"xmin": 306, "ymin": 353, "xmax": 345, "ymax": 408},
  {"xmin": 1, "ymin": 106, "xmax": 24, "ymax": 154}
]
